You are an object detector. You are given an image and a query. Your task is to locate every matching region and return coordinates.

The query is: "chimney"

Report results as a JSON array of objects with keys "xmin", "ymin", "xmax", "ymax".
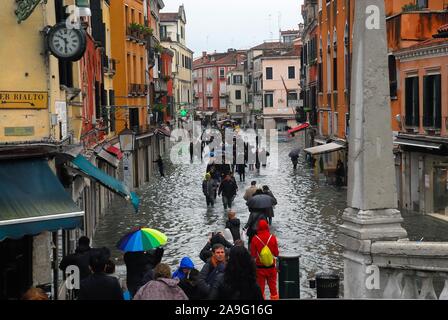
[{"xmin": 202, "ymin": 51, "xmax": 207, "ymax": 57}]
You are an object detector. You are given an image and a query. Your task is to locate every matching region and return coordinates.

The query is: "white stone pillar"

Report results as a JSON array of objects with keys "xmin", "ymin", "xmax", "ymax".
[{"xmin": 338, "ymin": 0, "xmax": 408, "ymax": 299}]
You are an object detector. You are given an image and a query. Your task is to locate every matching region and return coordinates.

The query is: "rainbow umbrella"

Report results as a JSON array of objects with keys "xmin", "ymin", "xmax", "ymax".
[{"xmin": 116, "ymin": 227, "xmax": 168, "ymax": 252}]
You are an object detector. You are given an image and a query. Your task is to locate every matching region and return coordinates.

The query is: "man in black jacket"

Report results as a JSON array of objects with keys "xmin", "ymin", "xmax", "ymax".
[
  {"xmin": 197, "ymin": 244, "xmax": 226, "ymax": 300},
  {"xmin": 199, "ymin": 233, "xmax": 233, "ymax": 263},
  {"xmin": 79, "ymin": 250, "xmax": 123, "ymax": 300},
  {"xmin": 218, "ymin": 174, "xmax": 238, "ymax": 210},
  {"xmin": 59, "ymin": 236, "xmax": 92, "ymax": 281}
]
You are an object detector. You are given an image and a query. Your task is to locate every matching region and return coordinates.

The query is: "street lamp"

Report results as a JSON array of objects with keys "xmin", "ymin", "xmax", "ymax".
[
  {"xmin": 118, "ymin": 127, "xmax": 136, "ymax": 152},
  {"xmin": 76, "ymin": 0, "xmax": 92, "ymax": 17}
]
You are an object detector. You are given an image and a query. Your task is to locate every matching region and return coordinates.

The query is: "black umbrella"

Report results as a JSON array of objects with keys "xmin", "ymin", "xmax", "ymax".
[
  {"xmin": 288, "ymin": 148, "xmax": 301, "ymax": 158},
  {"xmin": 246, "ymin": 194, "xmax": 275, "ymax": 209}
]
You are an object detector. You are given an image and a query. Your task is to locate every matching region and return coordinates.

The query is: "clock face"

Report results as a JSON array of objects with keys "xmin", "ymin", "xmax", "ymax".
[{"xmin": 47, "ymin": 23, "xmax": 86, "ymax": 61}]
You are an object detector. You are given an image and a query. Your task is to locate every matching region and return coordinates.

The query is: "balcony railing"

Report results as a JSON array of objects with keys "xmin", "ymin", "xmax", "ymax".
[
  {"xmin": 129, "ymin": 84, "xmax": 147, "ymax": 97},
  {"xmin": 103, "ymin": 56, "xmax": 116, "ymax": 76},
  {"xmin": 205, "ymin": 91, "xmax": 213, "ymax": 97}
]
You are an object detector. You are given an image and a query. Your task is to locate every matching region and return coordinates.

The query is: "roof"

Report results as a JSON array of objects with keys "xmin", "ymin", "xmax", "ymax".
[
  {"xmin": 438, "ymin": 24, "xmax": 448, "ymax": 33},
  {"xmin": 281, "ymin": 30, "xmax": 300, "ymax": 35},
  {"xmin": 251, "ymin": 41, "xmax": 292, "ymax": 51},
  {"xmin": 193, "ymin": 51, "xmax": 246, "ymax": 69},
  {"xmin": 160, "ymin": 13, "xmax": 178, "ymax": 22}
]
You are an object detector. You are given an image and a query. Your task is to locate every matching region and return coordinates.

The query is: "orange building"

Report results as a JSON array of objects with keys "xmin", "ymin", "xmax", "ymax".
[
  {"xmin": 304, "ymin": 0, "xmax": 447, "ymax": 184},
  {"xmin": 110, "ymin": 0, "xmax": 148, "ymax": 133},
  {"xmin": 393, "ymin": 24, "xmax": 448, "ymax": 216}
]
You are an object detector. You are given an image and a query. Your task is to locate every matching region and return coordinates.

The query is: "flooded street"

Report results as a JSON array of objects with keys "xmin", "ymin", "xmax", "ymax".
[{"xmin": 94, "ymin": 135, "xmax": 448, "ymax": 298}]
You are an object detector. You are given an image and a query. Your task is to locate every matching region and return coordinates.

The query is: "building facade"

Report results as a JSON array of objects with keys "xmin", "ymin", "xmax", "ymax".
[
  {"xmin": 260, "ymin": 51, "xmax": 301, "ymax": 131},
  {"xmin": 160, "ymin": 5, "xmax": 194, "ymax": 124},
  {"xmin": 226, "ymin": 68, "xmax": 249, "ymax": 125},
  {"xmin": 193, "ymin": 50, "xmax": 246, "ymax": 122}
]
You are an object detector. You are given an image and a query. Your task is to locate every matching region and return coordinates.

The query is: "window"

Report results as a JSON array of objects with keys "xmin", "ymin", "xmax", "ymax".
[
  {"xmin": 328, "ymin": 111, "xmax": 332, "ymax": 135},
  {"xmin": 287, "ymin": 92, "xmax": 298, "ymax": 107},
  {"xmin": 181, "ymin": 26, "xmax": 185, "ymax": 39},
  {"xmin": 405, "ymin": 77, "xmax": 419, "ymax": 127},
  {"xmin": 236, "ymin": 105, "xmax": 242, "ymax": 113},
  {"xmin": 333, "ymin": 57, "xmax": 338, "ymax": 91},
  {"xmin": 264, "ymin": 93, "xmax": 274, "ymax": 108},
  {"xmin": 319, "ymin": 111, "xmax": 324, "ymax": 136},
  {"xmin": 345, "ymin": 113, "xmax": 350, "ymax": 137},
  {"xmin": 220, "ymin": 68, "xmax": 225, "ymax": 78},
  {"xmin": 235, "ymin": 90, "xmax": 242, "ymax": 100},
  {"xmin": 266, "ymin": 67, "xmax": 273, "ymax": 80},
  {"xmin": 388, "ymin": 55, "xmax": 397, "ymax": 98},
  {"xmin": 206, "ymin": 83, "xmax": 213, "ymax": 93},
  {"xmin": 207, "ymin": 98, "xmax": 213, "ymax": 108},
  {"xmin": 318, "ymin": 63, "xmax": 323, "ymax": 93},
  {"xmin": 288, "ymin": 66, "xmax": 295, "ymax": 79},
  {"xmin": 423, "ymin": 74, "xmax": 441, "ymax": 129},
  {"xmin": 417, "ymin": 0, "xmax": 428, "ymax": 8},
  {"xmin": 219, "ymin": 82, "xmax": 226, "ymax": 94},
  {"xmin": 220, "ymin": 98, "xmax": 227, "ymax": 108},
  {"xmin": 233, "ymin": 75, "xmax": 243, "ymax": 84},
  {"xmin": 334, "ymin": 112, "xmax": 338, "ymax": 136}
]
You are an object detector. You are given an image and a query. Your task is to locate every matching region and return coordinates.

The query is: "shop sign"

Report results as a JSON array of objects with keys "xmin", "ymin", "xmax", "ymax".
[
  {"xmin": 0, "ymin": 91, "xmax": 48, "ymax": 109},
  {"xmin": 4, "ymin": 127, "xmax": 35, "ymax": 136}
]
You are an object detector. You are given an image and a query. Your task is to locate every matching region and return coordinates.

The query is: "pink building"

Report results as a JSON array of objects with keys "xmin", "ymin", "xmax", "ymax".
[
  {"xmin": 193, "ymin": 49, "xmax": 246, "ymax": 119},
  {"xmin": 258, "ymin": 48, "xmax": 301, "ymax": 131}
]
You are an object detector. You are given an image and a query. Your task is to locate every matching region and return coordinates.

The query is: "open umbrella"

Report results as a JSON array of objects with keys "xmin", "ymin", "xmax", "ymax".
[
  {"xmin": 288, "ymin": 148, "xmax": 301, "ymax": 158},
  {"xmin": 246, "ymin": 194, "xmax": 275, "ymax": 209},
  {"xmin": 116, "ymin": 227, "xmax": 168, "ymax": 252}
]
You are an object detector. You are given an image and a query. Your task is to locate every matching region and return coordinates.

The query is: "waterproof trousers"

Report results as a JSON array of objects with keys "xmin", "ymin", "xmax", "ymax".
[{"xmin": 256, "ymin": 267, "xmax": 279, "ymax": 300}]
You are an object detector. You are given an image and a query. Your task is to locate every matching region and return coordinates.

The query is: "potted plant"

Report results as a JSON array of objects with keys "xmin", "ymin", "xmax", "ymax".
[{"xmin": 155, "ymin": 43, "xmax": 164, "ymax": 54}]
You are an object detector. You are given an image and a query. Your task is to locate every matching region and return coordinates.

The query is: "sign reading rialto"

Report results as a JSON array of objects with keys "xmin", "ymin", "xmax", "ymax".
[{"xmin": 0, "ymin": 91, "xmax": 48, "ymax": 109}]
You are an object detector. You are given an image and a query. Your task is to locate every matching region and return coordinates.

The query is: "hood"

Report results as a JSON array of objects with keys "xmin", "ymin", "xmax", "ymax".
[
  {"xmin": 179, "ymin": 257, "xmax": 195, "ymax": 269},
  {"xmin": 157, "ymin": 278, "xmax": 180, "ymax": 288},
  {"xmin": 257, "ymin": 219, "xmax": 269, "ymax": 233}
]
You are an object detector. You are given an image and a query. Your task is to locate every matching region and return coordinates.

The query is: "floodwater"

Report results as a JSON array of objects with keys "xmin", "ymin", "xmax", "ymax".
[{"xmin": 93, "ymin": 135, "xmax": 448, "ymax": 298}]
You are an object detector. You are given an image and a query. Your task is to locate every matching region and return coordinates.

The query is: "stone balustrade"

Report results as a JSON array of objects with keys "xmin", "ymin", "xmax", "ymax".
[{"xmin": 371, "ymin": 241, "xmax": 448, "ymax": 299}]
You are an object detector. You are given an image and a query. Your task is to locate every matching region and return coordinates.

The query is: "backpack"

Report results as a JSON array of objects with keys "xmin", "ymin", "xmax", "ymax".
[{"xmin": 255, "ymin": 235, "xmax": 274, "ymax": 267}]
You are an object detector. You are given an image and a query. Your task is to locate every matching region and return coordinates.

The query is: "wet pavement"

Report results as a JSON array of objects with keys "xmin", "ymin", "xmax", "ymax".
[{"xmin": 93, "ymin": 135, "xmax": 448, "ymax": 298}]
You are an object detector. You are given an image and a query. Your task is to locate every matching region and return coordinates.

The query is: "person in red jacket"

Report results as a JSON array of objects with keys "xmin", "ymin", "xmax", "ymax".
[{"xmin": 250, "ymin": 219, "xmax": 279, "ymax": 300}]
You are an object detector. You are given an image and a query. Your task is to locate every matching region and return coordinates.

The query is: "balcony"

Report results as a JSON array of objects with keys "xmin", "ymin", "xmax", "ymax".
[
  {"xmin": 287, "ymin": 100, "xmax": 299, "ymax": 108},
  {"xmin": 205, "ymin": 91, "xmax": 213, "ymax": 97},
  {"xmin": 103, "ymin": 56, "xmax": 116, "ymax": 76},
  {"xmin": 126, "ymin": 23, "xmax": 152, "ymax": 45},
  {"xmin": 154, "ymin": 79, "xmax": 168, "ymax": 93},
  {"xmin": 219, "ymin": 92, "xmax": 228, "ymax": 98}
]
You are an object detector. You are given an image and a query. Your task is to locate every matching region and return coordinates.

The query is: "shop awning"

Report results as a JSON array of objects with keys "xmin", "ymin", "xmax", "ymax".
[
  {"xmin": 71, "ymin": 155, "xmax": 140, "ymax": 212},
  {"xmin": 106, "ymin": 144, "xmax": 123, "ymax": 160},
  {"xmin": 0, "ymin": 159, "xmax": 84, "ymax": 241},
  {"xmin": 288, "ymin": 123, "xmax": 310, "ymax": 135},
  {"xmin": 155, "ymin": 127, "xmax": 171, "ymax": 137},
  {"xmin": 304, "ymin": 142, "xmax": 345, "ymax": 155},
  {"xmin": 96, "ymin": 149, "xmax": 120, "ymax": 168},
  {"xmin": 394, "ymin": 138, "xmax": 442, "ymax": 150}
]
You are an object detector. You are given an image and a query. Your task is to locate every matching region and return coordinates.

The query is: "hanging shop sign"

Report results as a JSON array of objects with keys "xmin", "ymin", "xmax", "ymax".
[{"xmin": 0, "ymin": 91, "xmax": 48, "ymax": 109}]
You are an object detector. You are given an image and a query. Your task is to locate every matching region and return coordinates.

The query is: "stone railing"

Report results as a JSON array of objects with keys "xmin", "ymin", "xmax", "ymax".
[{"xmin": 371, "ymin": 241, "xmax": 448, "ymax": 299}]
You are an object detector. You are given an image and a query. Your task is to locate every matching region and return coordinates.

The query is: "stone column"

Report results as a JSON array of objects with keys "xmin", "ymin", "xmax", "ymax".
[{"xmin": 337, "ymin": 0, "xmax": 408, "ymax": 298}]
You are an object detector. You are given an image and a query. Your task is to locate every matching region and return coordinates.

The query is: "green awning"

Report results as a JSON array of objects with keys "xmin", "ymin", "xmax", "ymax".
[
  {"xmin": 0, "ymin": 159, "xmax": 84, "ymax": 241},
  {"xmin": 71, "ymin": 155, "xmax": 140, "ymax": 212}
]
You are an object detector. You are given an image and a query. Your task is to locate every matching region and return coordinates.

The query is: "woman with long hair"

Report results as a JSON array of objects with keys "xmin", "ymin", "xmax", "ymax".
[{"xmin": 211, "ymin": 246, "xmax": 263, "ymax": 300}]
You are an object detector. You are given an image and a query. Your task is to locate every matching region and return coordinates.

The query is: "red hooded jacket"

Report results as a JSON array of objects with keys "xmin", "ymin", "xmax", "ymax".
[{"xmin": 250, "ymin": 219, "xmax": 279, "ymax": 267}]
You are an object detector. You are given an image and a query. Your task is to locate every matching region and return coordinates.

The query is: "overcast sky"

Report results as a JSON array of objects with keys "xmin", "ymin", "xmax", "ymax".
[{"xmin": 161, "ymin": 0, "xmax": 304, "ymax": 58}]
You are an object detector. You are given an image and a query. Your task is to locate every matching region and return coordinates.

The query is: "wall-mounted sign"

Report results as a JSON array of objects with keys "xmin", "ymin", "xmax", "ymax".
[
  {"xmin": 0, "ymin": 91, "xmax": 48, "ymax": 109},
  {"xmin": 4, "ymin": 127, "xmax": 35, "ymax": 136}
]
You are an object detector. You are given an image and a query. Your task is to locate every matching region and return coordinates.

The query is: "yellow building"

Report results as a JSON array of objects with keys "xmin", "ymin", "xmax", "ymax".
[{"xmin": 0, "ymin": 1, "xmax": 67, "ymax": 143}]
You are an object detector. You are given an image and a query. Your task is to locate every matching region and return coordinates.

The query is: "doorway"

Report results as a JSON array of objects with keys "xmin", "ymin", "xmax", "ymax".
[{"xmin": 0, "ymin": 236, "xmax": 33, "ymax": 300}]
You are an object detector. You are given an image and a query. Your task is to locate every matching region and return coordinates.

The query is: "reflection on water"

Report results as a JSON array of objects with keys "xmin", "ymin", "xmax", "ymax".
[{"xmin": 93, "ymin": 136, "xmax": 448, "ymax": 298}]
